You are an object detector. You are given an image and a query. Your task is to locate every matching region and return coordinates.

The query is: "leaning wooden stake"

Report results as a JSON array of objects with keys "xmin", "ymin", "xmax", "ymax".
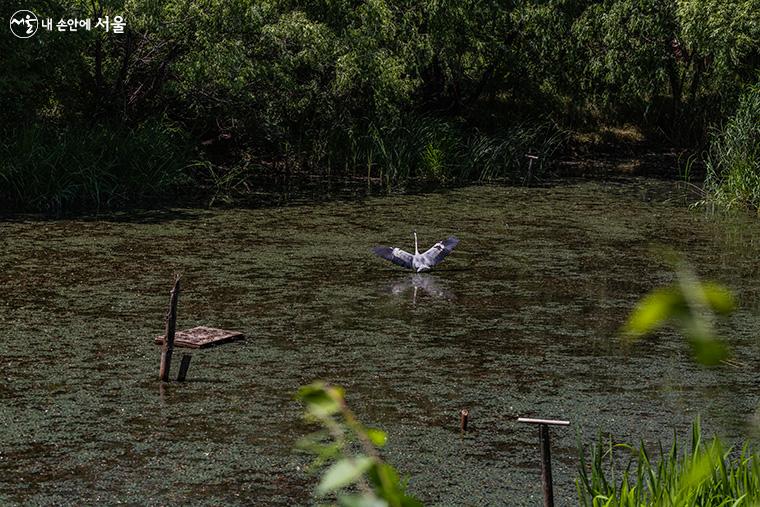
[
  {"xmin": 176, "ymin": 354, "xmax": 192, "ymax": 382},
  {"xmin": 159, "ymin": 275, "xmax": 181, "ymax": 382},
  {"xmin": 517, "ymin": 417, "xmax": 570, "ymax": 507}
]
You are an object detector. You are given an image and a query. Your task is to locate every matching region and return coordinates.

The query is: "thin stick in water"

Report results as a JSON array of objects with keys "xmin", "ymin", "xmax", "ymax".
[
  {"xmin": 460, "ymin": 408, "xmax": 469, "ymax": 432},
  {"xmin": 159, "ymin": 275, "xmax": 181, "ymax": 382},
  {"xmin": 177, "ymin": 354, "xmax": 192, "ymax": 382}
]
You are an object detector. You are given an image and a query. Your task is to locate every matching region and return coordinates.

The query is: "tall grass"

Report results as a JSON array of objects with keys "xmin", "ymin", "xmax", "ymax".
[
  {"xmin": 202, "ymin": 116, "xmax": 568, "ymax": 202},
  {"xmin": 332, "ymin": 116, "xmax": 567, "ymax": 188},
  {"xmin": 0, "ymin": 114, "xmax": 566, "ymax": 213},
  {"xmin": 0, "ymin": 120, "xmax": 193, "ymax": 214},
  {"xmin": 577, "ymin": 419, "xmax": 760, "ymax": 506},
  {"xmin": 702, "ymin": 84, "xmax": 760, "ymax": 212}
]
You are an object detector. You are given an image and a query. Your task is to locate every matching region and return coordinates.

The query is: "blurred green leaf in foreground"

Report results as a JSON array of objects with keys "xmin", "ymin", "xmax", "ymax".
[
  {"xmin": 622, "ymin": 260, "xmax": 736, "ymax": 366},
  {"xmin": 296, "ymin": 382, "xmax": 422, "ymax": 507}
]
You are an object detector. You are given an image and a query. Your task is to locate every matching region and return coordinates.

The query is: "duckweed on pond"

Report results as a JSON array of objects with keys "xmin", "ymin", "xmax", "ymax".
[{"xmin": 2, "ymin": 180, "xmax": 760, "ymax": 505}]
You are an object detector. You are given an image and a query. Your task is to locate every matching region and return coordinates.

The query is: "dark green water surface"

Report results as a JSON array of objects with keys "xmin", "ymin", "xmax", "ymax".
[{"xmin": 2, "ymin": 179, "xmax": 760, "ymax": 505}]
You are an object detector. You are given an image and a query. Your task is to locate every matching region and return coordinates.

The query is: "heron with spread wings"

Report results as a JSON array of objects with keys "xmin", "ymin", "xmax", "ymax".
[{"xmin": 372, "ymin": 232, "xmax": 459, "ymax": 272}]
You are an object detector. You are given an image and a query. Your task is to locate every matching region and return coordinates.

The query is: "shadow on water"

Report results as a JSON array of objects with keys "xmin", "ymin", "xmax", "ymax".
[
  {"xmin": 0, "ymin": 208, "xmax": 208, "ymax": 225},
  {"xmin": 2, "ymin": 178, "xmax": 760, "ymax": 505},
  {"xmin": 0, "ymin": 175, "xmax": 646, "ymax": 224},
  {"xmin": 0, "ymin": 176, "xmax": 401, "ymax": 222}
]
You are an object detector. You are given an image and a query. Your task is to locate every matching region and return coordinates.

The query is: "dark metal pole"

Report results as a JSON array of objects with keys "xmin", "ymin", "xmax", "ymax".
[
  {"xmin": 516, "ymin": 417, "xmax": 569, "ymax": 507},
  {"xmin": 539, "ymin": 424, "xmax": 553, "ymax": 507}
]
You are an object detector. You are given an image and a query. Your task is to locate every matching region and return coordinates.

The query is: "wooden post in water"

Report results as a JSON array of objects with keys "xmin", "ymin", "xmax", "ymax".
[
  {"xmin": 524, "ymin": 154, "xmax": 539, "ymax": 184},
  {"xmin": 517, "ymin": 417, "xmax": 570, "ymax": 507},
  {"xmin": 159, "ymin": 275, "xmax": 181, "ymax": 382},
  {"xmin": 177, "ymin": 354, "xmax": 192, "ymax": 382},
  {"xmin": 460, "ymin": 409, "xmax": 469, "ymax": 432},
  {"xmin": 539, "ymin": 424, "xmax": 553, "ymax": 505}
]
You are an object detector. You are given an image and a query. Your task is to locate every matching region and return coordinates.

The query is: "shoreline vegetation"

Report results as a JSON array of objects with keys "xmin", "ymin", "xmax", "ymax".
[
  {"xmin": 0, "ymin": 120, "xmax": 754, "ymax": 215},
  {"xmin": 2, "ymin": 1, "xmax": 758, "ymax": 215}
]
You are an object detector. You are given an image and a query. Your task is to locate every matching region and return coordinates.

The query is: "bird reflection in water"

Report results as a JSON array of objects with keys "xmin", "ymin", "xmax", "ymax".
[{"xmin": 387, "ymin": 274, "xmax": 454, "ymax": 304}]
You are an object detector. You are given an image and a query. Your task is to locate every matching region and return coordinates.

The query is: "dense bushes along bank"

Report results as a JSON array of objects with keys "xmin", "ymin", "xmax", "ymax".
[{"xmin": 1, "ymin": 0, "xmax": 758, "ymax": 213}]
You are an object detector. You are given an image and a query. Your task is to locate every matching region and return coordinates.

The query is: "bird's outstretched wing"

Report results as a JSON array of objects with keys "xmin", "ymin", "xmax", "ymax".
[
  {"xmin": 420, "ymin": 236, "xmax": 459, "ymax": 267},
  {"xmin": 372, "ymin": 246, "xmax": 414, "ymax": 269}
]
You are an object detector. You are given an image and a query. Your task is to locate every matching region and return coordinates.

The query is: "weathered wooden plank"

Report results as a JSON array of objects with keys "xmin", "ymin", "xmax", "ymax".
[
  {"xmin": 155, "ymin": 326, "xmax": 245, "ymax": 349},
  {"xmin": 516, "ymin": 417, "xmax": 570, "ymax": 426}
]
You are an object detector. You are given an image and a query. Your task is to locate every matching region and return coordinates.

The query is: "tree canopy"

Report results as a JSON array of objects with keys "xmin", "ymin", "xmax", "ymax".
[{"xmin": 2, "ymin": 0, "xmax": 758, "ymax": 211}]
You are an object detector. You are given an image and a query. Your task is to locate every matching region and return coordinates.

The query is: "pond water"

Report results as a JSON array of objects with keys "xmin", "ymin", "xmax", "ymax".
[{"xmin": 2, "ymin": 179, "xmax": 760, "ymax": 505}]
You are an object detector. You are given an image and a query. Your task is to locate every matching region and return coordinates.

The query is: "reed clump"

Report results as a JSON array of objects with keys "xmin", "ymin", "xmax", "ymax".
[
  {"xmin": 0, "ymin": 120, "xmax": 192, "ymax": 214},
  {"xmin": 577, "ymin": 419, "xmax": 760, "ymax": 506},
  {"xmin": 348, "ymin": 116, "xmax": 566, "ymax": 188},
  {"xmin": 701, "ymin": 84, "xmax": 760, "ymax": 213}
]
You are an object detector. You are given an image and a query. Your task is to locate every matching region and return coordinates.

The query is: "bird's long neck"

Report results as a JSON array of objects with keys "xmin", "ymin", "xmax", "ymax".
[{"xmin": 413, "ymin": 232, "xmax": 419, "ymax": 255}]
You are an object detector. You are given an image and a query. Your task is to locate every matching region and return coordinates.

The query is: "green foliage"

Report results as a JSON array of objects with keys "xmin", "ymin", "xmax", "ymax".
[
  {"xmin": 577, "ymin": 419, "xmax": 760, "ymax": 506},
  {"xmin": 0, "ymin": 120, "xmax": 192, "ymax": 213},
  {"xmin": 2, "ymin": 0, "xmax": 759, "ymax": 211},
  {"xmin": 345, "ymin": 116, "xmax": 566, "ymax": 187},
  {"xmin": 622, "ymin": 262, "xmax": 735, "ymax": 365},
  {"xmin": 701, "ymin": 84, "xmax": 760, "ymax": 211},
  {"xmin": 296, "ymin": 382, "xmax": 422, "ymax": 507},
  {"xmin": 568, "ymin": 0, "xmax": 759, "ymax": 141},
  {"xmin": 572, "ymin": 0, "xmax": 677, "ymax": 115},
  {"xmin": 677, "ymin": 0, "xmax": 760, "ymax": 98}
]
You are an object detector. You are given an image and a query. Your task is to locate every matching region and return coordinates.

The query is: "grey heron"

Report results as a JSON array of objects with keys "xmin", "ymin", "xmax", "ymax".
[{"xmin": 372, "ymin": 232, "xmax": 459, "ymax": 272}]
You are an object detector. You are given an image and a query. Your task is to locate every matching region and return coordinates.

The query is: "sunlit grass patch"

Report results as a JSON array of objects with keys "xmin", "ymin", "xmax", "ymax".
[
  {"xmin": 577, "ymin": 419, "xmax": 760, "ymax": 506},
  {"xmin": 701, "ymin": 84, "xmax": 760, "ymax": 213}
]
